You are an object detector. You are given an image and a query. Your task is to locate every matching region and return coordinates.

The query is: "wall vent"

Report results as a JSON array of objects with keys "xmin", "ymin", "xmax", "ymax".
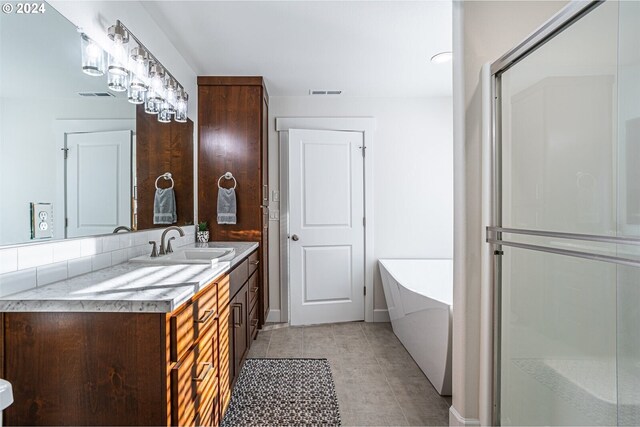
[
  {"xmin": 78, "ymin": 92, "xmax": 115, "ymax": 97},
  {"xmin": 309, "ymin": 90, "xmax": 342, "ymax": 95}
]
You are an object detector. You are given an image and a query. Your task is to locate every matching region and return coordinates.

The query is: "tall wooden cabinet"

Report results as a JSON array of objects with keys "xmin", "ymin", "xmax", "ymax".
[{"xmin": 197, "ymin": 77, "xmax": 270, "ymax": 327}]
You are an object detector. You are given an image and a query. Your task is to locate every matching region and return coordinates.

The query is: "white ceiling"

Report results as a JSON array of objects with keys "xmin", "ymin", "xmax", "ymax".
[{"xmin": 141, "ymin": 1, "xmax": 452, "ymax": 97}]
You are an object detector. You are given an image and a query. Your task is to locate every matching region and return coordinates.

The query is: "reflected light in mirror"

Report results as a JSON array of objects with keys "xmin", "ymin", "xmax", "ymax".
[{"xmin": 80, "ymin": 33, "xmax": 105, "ymax": 76}]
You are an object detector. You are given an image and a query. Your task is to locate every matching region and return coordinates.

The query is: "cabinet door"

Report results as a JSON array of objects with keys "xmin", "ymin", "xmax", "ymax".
[{"xmin": 231, "ymin": 284, "xmax": 249, "ymax": 384}]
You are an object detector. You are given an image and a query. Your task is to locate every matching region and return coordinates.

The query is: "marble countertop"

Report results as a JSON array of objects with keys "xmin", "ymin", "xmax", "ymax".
[{"xmin": 0, "ymin": 242, "xmax": 258, "ymax": 313}]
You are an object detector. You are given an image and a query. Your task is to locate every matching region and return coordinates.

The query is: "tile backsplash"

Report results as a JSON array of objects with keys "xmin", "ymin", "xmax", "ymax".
[{"xmin": 0, "ymin": 226, "xmax": 196, "ymax": 297}]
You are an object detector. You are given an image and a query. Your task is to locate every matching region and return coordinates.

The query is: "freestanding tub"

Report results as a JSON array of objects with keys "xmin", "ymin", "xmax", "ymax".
[{"xmin": 378, "ymin": 259, "xmax": 453, "ymax": 395}]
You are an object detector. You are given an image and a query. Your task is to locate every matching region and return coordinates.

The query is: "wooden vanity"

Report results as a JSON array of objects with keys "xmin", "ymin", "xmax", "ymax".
[{"xmin": 0, "ymin": 247, "xmax": 260, "ymax": 426}]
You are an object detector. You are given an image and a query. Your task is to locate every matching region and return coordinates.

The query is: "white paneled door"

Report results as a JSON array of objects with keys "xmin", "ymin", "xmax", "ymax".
[
  {"xmin": 289, "ymin": 129, "xmax": 365, "ymax": 325},
  {"xmin": 66, "ymin": 130, "xmax": 132, "ymax": 238}
]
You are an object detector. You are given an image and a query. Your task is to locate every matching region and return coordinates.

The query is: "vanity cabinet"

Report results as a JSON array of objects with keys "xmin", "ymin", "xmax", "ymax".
[
  {"xmin": 0, "ymin": 248, "xmax": 259, "ymax": 426},
  {"xmin": 198, "ymin": 76, "xmax": 270, "ymax": 328}
]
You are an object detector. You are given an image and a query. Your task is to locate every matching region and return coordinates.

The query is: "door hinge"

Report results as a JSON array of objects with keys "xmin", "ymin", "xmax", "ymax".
[
  {"xmin": 364, "ymin": 286, "xmax": 367, "ymax": 296},
  {"xmin": 494, "ymin": 250, "xmax": 504, "ymax": 256},
  {"xmin": 61, "ymin": 147, "xmax": 69, "ymax": 159}
]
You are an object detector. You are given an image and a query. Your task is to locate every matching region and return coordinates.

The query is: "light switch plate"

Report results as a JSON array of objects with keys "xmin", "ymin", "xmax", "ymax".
[
  {"xmin": 269, "ymin": 210, "xmax": 279, "ymax": 220},
  {"xmin": 31, "ymin": 202, "xmax": 54, "ymax": 239},
  {"xmin": 272, "ymin": 190, "xmax": 280, "ymax": 202}
]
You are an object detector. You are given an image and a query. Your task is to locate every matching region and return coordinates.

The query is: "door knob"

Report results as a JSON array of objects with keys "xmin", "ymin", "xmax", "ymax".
[{"xmin": 291, "ymin": 234, "xmax": 299, "ymax": 241}]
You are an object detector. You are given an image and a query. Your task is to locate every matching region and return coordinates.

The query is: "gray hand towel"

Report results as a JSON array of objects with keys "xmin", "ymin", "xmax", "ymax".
[
  {"xmin": 154, "ymin": 188, "xmax": 177, "ymax": 224},
  {"xmin": 217, "ymin": 187, "xmax": 237, "ymax": 225}
]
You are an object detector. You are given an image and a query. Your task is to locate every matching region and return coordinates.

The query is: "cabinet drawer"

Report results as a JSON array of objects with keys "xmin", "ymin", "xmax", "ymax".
[
  {"xmin": 248, "ymin": 251, "xmax": 259, "ymax": 275},
  {"xmin": 248, "ymin": 272, "xmax": 259, "ymax": 311},
  {"xmin": 170, "ymin": 282, "xmax": 218, "ymax": 363},
  {"xmin": 249, "ymin": 301, "xmax": 259, "ymax": 340},
  {"xmin": 230, "ymin": 258, "xmax": 249, "ymax": 297},
  {"xmin": 171, "ymin": 321, "xmax": 218, "ymax": 427}
]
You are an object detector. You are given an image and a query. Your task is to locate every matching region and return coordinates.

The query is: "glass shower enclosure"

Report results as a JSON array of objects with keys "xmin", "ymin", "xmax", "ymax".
[{"xmin": 489, "ymin": 1, "xmax": 640, "ymax": 425}]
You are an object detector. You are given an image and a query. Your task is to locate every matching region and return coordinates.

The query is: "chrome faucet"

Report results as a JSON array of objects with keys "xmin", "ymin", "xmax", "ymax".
[
  {"xmin": 113, "ymin": 226, "xmax": 132, "ymax": 233},
  {"xmin": 160, "ymin": 226, "xmax": 185, "ymax": 255}
]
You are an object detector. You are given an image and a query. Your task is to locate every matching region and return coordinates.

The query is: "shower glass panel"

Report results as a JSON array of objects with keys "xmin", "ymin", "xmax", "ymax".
[{"xmin": 496, "ymin": 1, "xmax": 640, "ymax": 425}]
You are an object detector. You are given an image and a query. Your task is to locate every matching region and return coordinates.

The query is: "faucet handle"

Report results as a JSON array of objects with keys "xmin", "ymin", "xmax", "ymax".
[
  {"xmin": 149, "ymin": 241, "xmax": 158, "ymax": 258},
  {"xmin": 167, "ymin": 237, "xmax": 176, "ymax": 254}
]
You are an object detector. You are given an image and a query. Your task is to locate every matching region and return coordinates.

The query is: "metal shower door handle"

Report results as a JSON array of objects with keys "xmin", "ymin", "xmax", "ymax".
[{"xmin": 291, "ymin": 234, "xmax": 299, "ymax": 241}]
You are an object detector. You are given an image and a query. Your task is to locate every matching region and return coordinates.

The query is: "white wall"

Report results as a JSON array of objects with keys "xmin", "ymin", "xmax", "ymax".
[
  {"xmin": 267, "ymin": 96, "xmax": 453, "ymax": 320},
  {"xmin": 451, "ymin": 1, "xmax": 567, "ymax": 425}
]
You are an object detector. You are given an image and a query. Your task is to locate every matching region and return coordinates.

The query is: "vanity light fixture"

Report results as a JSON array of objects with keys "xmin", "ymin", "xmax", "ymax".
[
  {"xmin": 80, "ymin": 33, "xmax": 105, "ymax": 76},
  {"xmin": 80, "ymin": 19, "xmax": 189, "ymax": 123},
  {"xmin": 175, "ymin": 88, "xmax": 188, "ymax": 123}
]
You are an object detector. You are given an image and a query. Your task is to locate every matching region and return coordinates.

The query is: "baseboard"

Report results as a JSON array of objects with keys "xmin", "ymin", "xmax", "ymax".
[
  {"xmin": 449, "ymin": 406, "xmax": 480, "ymax": 427},
  {"xmin": 373, "ymin": 309, "xmax": 390, "ymax": 322},
  {"xmin": 266, "ymin": 309, "xmax": 281, "ymax": 323}
]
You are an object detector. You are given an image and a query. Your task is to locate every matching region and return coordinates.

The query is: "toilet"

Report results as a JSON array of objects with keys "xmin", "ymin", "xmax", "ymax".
[{"xmin": 0, "ymin": 379, "xmax": 13, "ymax": 427}]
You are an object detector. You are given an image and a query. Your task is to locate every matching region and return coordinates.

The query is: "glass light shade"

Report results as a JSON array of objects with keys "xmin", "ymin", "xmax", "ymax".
[
  {"xmin": 80, "ymin": 34, "xmax": 105, "ymax": 76},
  {"xmin": 145, "ymin": 96, "xmax": 162, "ymax": 114},
  {"xmin": 164, "ymin": 80, "xmax": 177, "ymax": 114},
  {"xmin": 128, "ymin": 86, "xmax": 146, "ymax": 104},
  {"xmin": 175, "ymin": 91, "xmax": 188, "ymax": 123},
  {"xmin": 158, "ymin": 105, "xmax": 172, "ymax": 123},
  {"xmin": 129, "ymin": 46, "xmax": 148, "ymax": 91},
  {"xmin": 108, "ymin": 71, "xmax": 128, "ymax": 92},
  {"xmin": 107, "ymin": 25, "xmax": 129, "ymax": 76}
]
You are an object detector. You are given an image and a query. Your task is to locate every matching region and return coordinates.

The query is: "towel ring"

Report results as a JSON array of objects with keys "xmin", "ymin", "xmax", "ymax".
[
  {"xmin": 218, "ymin": 172, "xmax": 237, "ymax": 190},
  {"xmin": 155, "ymin": 172, "xmax": 175, "ymax": 190}
]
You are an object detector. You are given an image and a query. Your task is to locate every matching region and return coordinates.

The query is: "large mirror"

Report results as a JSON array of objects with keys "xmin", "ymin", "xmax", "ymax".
[{"xmin": 0, "ymin": 2, "xmax": 194, "ymax": 247}]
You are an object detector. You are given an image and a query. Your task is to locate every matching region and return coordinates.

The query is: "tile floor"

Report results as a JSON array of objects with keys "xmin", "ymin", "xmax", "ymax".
[{"xmin": 246, "ymin": 322, "xmax": 451, "ymax": 426}]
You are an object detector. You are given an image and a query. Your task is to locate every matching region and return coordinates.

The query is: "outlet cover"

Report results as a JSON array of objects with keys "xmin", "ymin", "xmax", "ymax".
[
  {"xmin": 31, "ymin": 202, "xmax": 53, "ymax": 239},
  {"xmin": 269, "ymin": 210, "xmax": 279, "ymax": 220},
  {"xmin": 272, "ymin": 190, "xmax": 280, "ymax": 202}
]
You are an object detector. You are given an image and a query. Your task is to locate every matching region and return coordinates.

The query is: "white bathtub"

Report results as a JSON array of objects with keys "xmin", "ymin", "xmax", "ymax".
[{"xmin": 378, "ymin": 259, "xmax": 453, "ymax": 395}]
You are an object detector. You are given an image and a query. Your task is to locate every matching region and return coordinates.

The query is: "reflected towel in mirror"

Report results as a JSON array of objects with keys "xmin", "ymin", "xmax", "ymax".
[
  {"xmin": 154, "ymin": 188, "xmax": 177, "ymax": 224},
  {"xmin": 217, "ymin": 188, "xmax": 237, "ymax": 225}
]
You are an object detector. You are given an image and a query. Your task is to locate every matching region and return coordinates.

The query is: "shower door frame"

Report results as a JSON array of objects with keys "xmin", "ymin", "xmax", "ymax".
[{"xmin": 486, "ymin": 1, "xmax": 616, "ymax": 424}]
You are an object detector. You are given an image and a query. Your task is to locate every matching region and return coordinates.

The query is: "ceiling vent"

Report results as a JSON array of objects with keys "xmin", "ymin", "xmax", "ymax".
[
  {"xmin": 309, "ymin": 90, "xmax": 342, "ymax": 95},
  {"xmin": 78, "ymin": 92, "xmax": 115, "ymax": 97}
]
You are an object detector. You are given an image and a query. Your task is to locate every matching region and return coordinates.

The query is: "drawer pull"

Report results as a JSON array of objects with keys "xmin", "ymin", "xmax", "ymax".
[
  {"xmin": 250, "ymin": 260, "xmax": 260, "ymax": 265},
  {"xmin": 232, "ymin": 303, "xmax": 242, "ymax": 328},
  {"xmin": 194, "ymin": 309, "xmax": 217, "ymax": 324},
  {"xmin": 251, "ymin": 319, "xmax": 259, "ymax": 327},
  {"xmin": 192, "ymin": 362, "xmax": 214, "ymax": 382}
]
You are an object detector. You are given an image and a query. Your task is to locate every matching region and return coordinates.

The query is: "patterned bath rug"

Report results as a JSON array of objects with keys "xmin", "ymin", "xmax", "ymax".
[{"xmin": 221, "ymin": 358, "xmax": 341, "ymax": 427}]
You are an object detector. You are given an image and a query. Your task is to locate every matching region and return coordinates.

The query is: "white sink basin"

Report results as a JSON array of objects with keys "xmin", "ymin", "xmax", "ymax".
[
  {"xmin": 131, "ymin": 247, "xmax": 235, "ymax": 265},
  {"xmin": 0, "ymin": 378, "xmax": 13, "ymax": 411}
]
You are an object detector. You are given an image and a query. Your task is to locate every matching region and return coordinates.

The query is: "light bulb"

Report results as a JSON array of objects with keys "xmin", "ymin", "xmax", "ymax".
[
  {"xmin": 164, "ymin": 79, "xmax": 177, "ymax": 114},
  {"xmin": 107, "ymin": 24, "xmax": 129, "ymax": 76},
  {"xmin": 129, "ymin": 46, "xmax": 148, "ymax": 91}
]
